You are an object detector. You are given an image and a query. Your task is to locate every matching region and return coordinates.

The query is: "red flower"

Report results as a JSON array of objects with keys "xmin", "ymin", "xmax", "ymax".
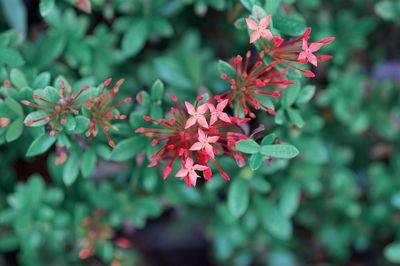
[
  {"xmin": 135, "ymin": 94, "xmax": 248, "ymax": 187},
  {"xmin": 218, "ymin": 51, "xmax": 294, "ymax": 117},
  {"xmin": 264, "ymin": 28, "xmax": 334, "ymax": 77},
  {"xmin": 85, "ymin": 78, "xmax": 132, "ymax": 148},
  {"xmin": 21, "ymin": 80, "xmax": 89, "ymax": 136}
]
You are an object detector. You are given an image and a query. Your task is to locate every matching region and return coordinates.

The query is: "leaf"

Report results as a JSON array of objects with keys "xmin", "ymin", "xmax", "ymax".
[
  {"xmin": 0, "ymin": 0, "xmax": 27, "ymax": 36},
  {"xmin": 261, "ymin": 133, "xmax": 276, "ymax": 145},
  {"xmin": 111, "ymin": 137, "xmax": 146, "ymax": 161},
  {"xmin": 279, "ymin": 181, "xmax": 300, "ymax": 217},
  {"xmin": 254, "ymin": 195, "xmax": 292, "ymax": 240},
  {"xmin": 384, "ymin": 242, "xmax": 400, "ymax": 263},
  {"xmin": 151, "ymin": 79, "xmax": 164, "ymax": 101},
  {"xmin": 260, "ymin": 144, "xmax": 299, "ymax": 159},
  {"xmin": 33, "ymin": 72, "xmax": 51, "ymax": 89},
  {"xmin": 4, "ymin": 97, "xmax": 23, "ymax": 116},
  {"xmin": 66, "ymin": 116, "xmax": 89, "ymax": 134},
  {"xmin": 236, "ymin": 139, "xmax": 260, "ymax": 154},
  {"xmin": 375, "ymin": 2, "xmax": 396, "ymax": 21},
  {"xmin": 296, "ymin": 85, "xmax": 316, "ymax": 104},
  {"xmin": 24, "ymin": 110, "xmax": 49, "ymax": 127},
  {"xmin": 283, "ymin": 83, "xmax": 301, "ymax": 107},
  {"xmin": 81, "ymin": 147, "xmax": 96, "ymax": 178},
  {"xmin": 0, "ymin": 46, "xmax": 25, "ymax": 67},
  {"xmin": 39, "ymin": 0, "xmax": 55, "ymax": 17},
  {"xmin": 272, "ymin": 12, "xmax": 307, "ymax": 36},
  {"xmin": 26, "ymin": 134, "xmax": 56, "ymax": 157},
  {"xmin": 264, "ymin": 0, "xmax": 281, "ymax": 15},
  {"xmin": 218, "ymin": 60, "xmax": 236, "ymax": 80},
  {"xmin": 249, "ymin": 153, "xmax": 263, "ymax": 170},
  {"xmin": 5, "ymin": 118, "xmax": 23, "ymax": 142},
  {"xmin": 121, "ymin": 19, "xmax": 148, "ymax": 57},
  {"xmin": 287, "ymin": 108, "xmax": 304, "ymax": 128},
  {"xmin": 63, "ymin": 152, "xmax": 80, "ymax": 186},
  {"xmin": 227, "ymin": 178, "xmax": 249, "ymax": 218},
  {"xmin": 10, "ymin": 68, "xmax": 28, "ymax": 89}
]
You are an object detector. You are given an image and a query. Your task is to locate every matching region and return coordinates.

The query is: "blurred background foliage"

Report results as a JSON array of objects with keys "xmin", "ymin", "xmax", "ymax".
[{"xmin": 1, "ymin": 0, "xmax": 400, "ymax": 265}]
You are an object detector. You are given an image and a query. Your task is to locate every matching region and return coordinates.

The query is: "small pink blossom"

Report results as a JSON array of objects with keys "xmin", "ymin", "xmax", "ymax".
[
  {"xmin": 245, "ymin": 16, "xmax": 273, "ymax": 43},
  {"xmin": 298, "ymin": 39, "xmax": 324, "ymax": 66},
  {"xmin": 185, "ymin": 102, "xmax": 209, "ymax": 129},
  {"xmin": 190, "ymin": 129, "xmax": 219, "ymax": 158},
  {"xmin": 176, "ymin": 157, "xmax": 208, "ymax": 187},
  {"xmin": 208, "ymin": 99, "xmax": 231, "ymax": 125}
]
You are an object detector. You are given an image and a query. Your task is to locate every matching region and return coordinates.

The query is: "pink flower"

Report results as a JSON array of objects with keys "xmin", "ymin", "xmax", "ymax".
[
  {"xmin": 208, "ymin": 99, "xmax": 231, "ymax": 125},
  {"xmin": 298, "ymin": 39, "xmax": 324, "ymax": 66},
  {"xmin": 185, "ymin": 101, "xmax": 209, "ymax": 129},
  {"xmin": 176, "ymin": 157, "xmax": 208, "ymax": 187},
  {"xmin": 190, "ymin": 129, "xmax": 219, "ymax": 158},
  {"xmin": 245, "ymin": 16, "xmax": 273, "ymax": 43}
]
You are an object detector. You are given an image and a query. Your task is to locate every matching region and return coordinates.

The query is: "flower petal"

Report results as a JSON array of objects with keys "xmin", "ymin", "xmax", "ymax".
[
  {"xmin": 197, "ymin": 103, "xmax": 208, "ymax": 114},
  {"xmin": 309, "ymin": 42, "xmax": 324, "ymax": 52},
  {"xmin": 209, "ymin": 114, "xmax": 218, "ymax": 125},
  {"xmin": 205, "ymin": 144, "xmax": 215, "ymax": 158},
  {"xmin": 197, "ymin": 116, "xmax": 209, "ymax": 128},
  {"xmin": 176, "ymin": 168, "xmax": 189, "ymax": 177},
  {"xmin": 218, "ymin": 113, "xmax": 231, "ymax": 123},
  {"xmin": 190, "ymin": 142, "xmax": 203, "ymax": 151},
  {"xmin": 259, "ymin": 16, "xmax": 271, "ymax": 28},
  {"xmin": 245, "ymin": 18, "xmax": 258, "ymax": 30},
  {"xmin": 185, "ymin": 101, "xmax": 195, "ymax": 115},
  {"xmin": 207, "ymin": 136, "xmax": 219, "ymax": 143},
  {"xmin": 185, "ymin": 116, "xmax": 197, "ymax": 129},
  {"xmin": 217, "ymin": 99, "xmax": 229, "ymax": 111},
  {"xmin": 194, "ymin": 164, "xmax": 208, "ymax": 171},
  {"xmin": 249, "ymin": 32, "xmax": 260, "ymax": 44}
]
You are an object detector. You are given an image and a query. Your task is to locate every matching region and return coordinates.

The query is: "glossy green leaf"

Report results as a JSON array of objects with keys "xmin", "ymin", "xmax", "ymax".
[
  {"xmin": 39, "ymin": 0, "xmax": 55, "ymax": 17},
  {"xmin": 236, "ymin": 139, "xmax": 260, "ymax": 154},
  {"xmin": 384, "ymin": 242, "xmax": 400, "ymax": 263},
  {"xmin": 26, "ymin": 134, "xmax": 56, "ymax": 157},
  {"xmin": 228, "ymin": 178, "xmax": 249, "ymax": 218},
  {"xmin": 121, "ymin": 19, "xmax": 148, "ymax": 57},
  {"xmin": 63, "ymin": 152, "xmax": 80, "ymax": 186},
  {"xmin": 111, "ymin": 136, "xmax": 146, "ymax": 161},
  {"xmin": 260, "ymin": 144, "xmax": 299, "ymax": 159}
]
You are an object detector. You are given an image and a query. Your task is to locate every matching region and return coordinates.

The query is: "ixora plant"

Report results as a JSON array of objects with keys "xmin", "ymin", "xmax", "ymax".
[{"xmin": 13, "ymin": 14, "xmax": 334, "ymax": 188}]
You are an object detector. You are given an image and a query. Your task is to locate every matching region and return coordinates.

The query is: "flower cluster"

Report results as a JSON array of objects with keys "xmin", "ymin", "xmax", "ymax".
[
  {"xmin": 21, "ymin": 80, "xmax": 89, "ymax": 136},
  {"xmin": 86, "ymin": 78, "xmax": 132, "ymax": 148},
  {"xmin": 136, "ymin": 16, "xmax": 334, "ymax": 186},
  {"xmin": 135, "ymin": 95, "xmax": 248, "ymax": 187},
  {"xmin": 22, "ymin": 78, "xmax": 131, "ymax": 148}
]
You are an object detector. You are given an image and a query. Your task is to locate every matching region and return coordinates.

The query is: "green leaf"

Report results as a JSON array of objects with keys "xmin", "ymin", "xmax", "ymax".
[
  {"xmin": 67, "ymin": 116, "xmax": 89, "ymax": 134},
  {"xmin": 26, "ymin": 134, "xmax": 56, "ymax": 157},
  {"xmin": 261, "ymin": 133, "xmax": 276, "ymax": 145},
  {"xmin": 236, "ymin": 139, "xmax": 260, "ymax": 154},
  {"xmin": 252, "ymin": 5, "xmax": 267, "ymax": 19},
  {"xmin": 10, "ymin": 68, "xmax": 28, "ymax": 89},
  {"xmin": 33, "ymin": 72, "xmax": 51, "ymax": 88},
  {"xmin": 272, "ymin": 12, "xmax": 307, "ymax": 36},
  {"xmin": 249, "ymin": 153, "xmax": 263, "ymax": 170},
  {"xmin": 5, "ymin": 118, "xmax": 23, "ymax": 142},
  {"xmin": 81, "ymin": 147, "xmax": 96, "ymax": 178},
  {"xmin": 260, "ymin": 144, "xmax": 299, "ymax": 159},
  {"xmin": 63, "ymin": 152, "xmax": 80, "ymax": 186},
  {"xmin": 121, "ymin": 19, "xmax": 148, "ymax": 57},
  {"xmin": 264, "ymin": 0, "xmax": 281, "ymax": 15},
  {"xmin": 4, "ymin": 97, "xmax": 23, "ymax": 116},
  {"xmin": 375, "ymin": 2, "xmax": 396, "ymax": 21},
  {"xmin": 151, "ymin": 79, "xmax": 164, "ymax": 101},
  {"xmin": 218, "ymin": 60, "xmax": 236, "ymax": 80},
  {"xmin": 287, "ymin": 108, "xmax": 304, "ymax": 128},
  {"xmin": 283, "ymin": 83, "xmax": 301, "ymax": 107},
  {"xmin": 254, "ymin": 195, "xmax": 292, "ymax": 240},
  {"xmin": 227, "ymin": 178, "xmax": 249, "ymax": 218},
  {"xmin": 296, "ymin": 85, "xmax": 316, "ymax": 104},
  {"xmin": 111, "ymin": 136, "xmax": 146, "ymax": 161},
  {"xmin": 0, "ymin": 0, "xmax": 27, "ymax": 36},
  {"xmin": 279, "ymin": 181, "xmax": 300, "ymax": 217},
  {"xmin": 384, "ymin": 242, "xmax": 400, "ymax": 263},
  {"xmin": 0, "ymin": 46, "xmax": 25, "ymax": 67},
  {"xmin": 39, "ymin": 0, "xmax": 55, "ymax": 17},
  {"xmin": 24, "ymin": 110, "xmax": 49, "ymax": 127}
]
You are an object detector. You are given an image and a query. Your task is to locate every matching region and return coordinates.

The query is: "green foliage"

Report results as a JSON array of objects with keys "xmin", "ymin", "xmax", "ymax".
[{"xmin": 0, "ymin": 0, "xmax": 399, "ymax": 265}]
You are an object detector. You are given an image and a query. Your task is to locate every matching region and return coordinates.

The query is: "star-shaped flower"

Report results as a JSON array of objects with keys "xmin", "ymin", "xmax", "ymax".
[
  {"xmin": 245, "ymin": 16, "xmax": 273, "ymax": 43},
  {"xmin": 208, "ymin": 99, "xmax": 231, "ymax": 125},
  {"xmin": 190, "ymin": 129, "xmax": 219, "ymax": 158},
  {"xmin": 298, "ymin": 39, "xmax": 324, "ymax": 67},
  {"xmin": 176, "ymin": 157, "xmax": 208, "ymax": 187},
  {"xmin": 185, "ymin": 102, "xmax": 209, "ymax": 129}
]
